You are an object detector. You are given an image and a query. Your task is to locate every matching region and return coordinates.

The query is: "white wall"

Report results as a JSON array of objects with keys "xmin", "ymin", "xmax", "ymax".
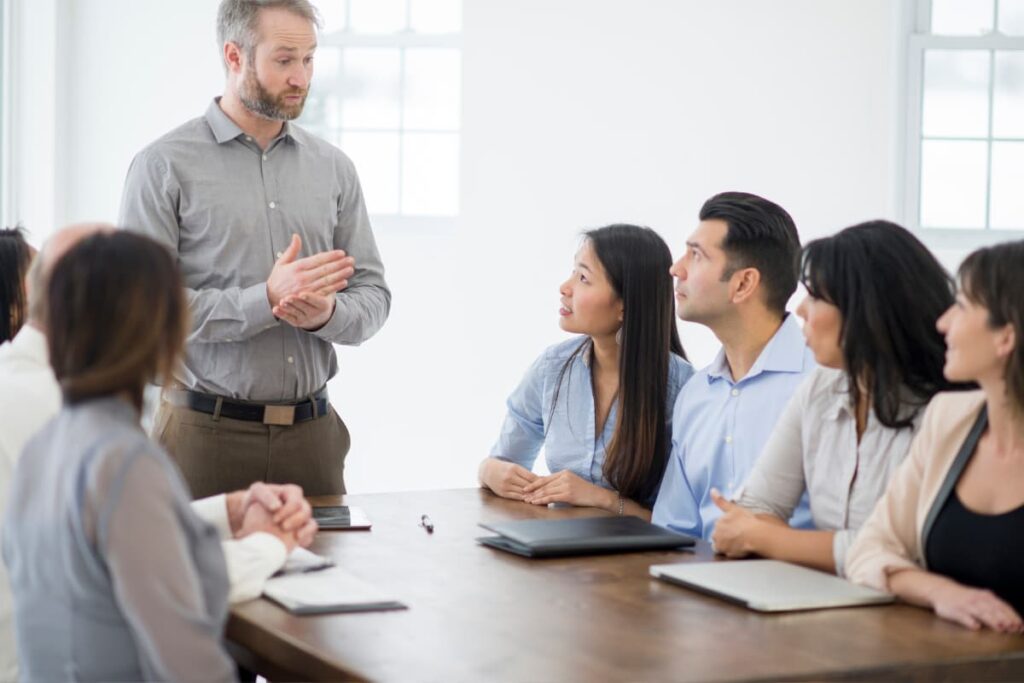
[{"xmin": 12, "ymin": 0, "xmax": 912, "ymax": 492}]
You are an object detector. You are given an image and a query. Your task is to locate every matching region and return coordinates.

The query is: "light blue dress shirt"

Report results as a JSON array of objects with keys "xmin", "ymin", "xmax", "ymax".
[
  {"xmin": 652, "ymin": 314, "xmax": 817, "ymax": 537},
  {"xmin": 490, "ymin": 337, "xmax": 694, "ymax": 506}
]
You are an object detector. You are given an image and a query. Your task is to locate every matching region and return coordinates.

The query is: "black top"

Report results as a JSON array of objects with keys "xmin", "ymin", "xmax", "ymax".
[{"xmin": 925, "ymin": 489, "xmax": 1024, "ymax": 614}]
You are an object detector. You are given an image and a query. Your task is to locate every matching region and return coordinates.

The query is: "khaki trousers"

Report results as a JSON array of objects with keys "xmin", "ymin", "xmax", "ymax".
[{"xmin": 153, "ymin": 398, "xmax": 350, "ymax": 499}]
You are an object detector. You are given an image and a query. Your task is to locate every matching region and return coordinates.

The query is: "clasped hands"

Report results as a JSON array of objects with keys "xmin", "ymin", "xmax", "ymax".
[
  {"xmin": 227, "ymin": 482, "xmax": 317, "ymax": 553},
  {"xmin": 484, "ymin": 460, "xmax": 612, "ymax": 510},
  {"xmin": 266, "ymin": 234, "xmax": 355, "ymax": 330}
]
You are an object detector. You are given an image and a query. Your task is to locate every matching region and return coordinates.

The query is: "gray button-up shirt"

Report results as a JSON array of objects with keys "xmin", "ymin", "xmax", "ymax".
[{"xmin": 120, "ymin": 98, "xmax": 391, "ymax": 401}]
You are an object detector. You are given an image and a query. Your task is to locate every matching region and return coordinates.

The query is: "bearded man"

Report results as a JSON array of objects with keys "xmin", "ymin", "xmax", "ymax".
[{"xmin": 119, "ymin": 0, "xmax": 390, "ymax": 499}]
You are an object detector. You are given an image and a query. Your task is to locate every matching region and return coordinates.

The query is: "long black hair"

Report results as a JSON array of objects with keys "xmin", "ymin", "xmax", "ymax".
[
  {"xmin": 1, "ymin": 227, "xmax": 32, "ymax": 344},
  {"xmin": 551, "ymin": 224, "xmax": 686, "ymax": 504},
  {"xmin": 801, "ymin": 220, "xmax": 958, "ymax": 429}
]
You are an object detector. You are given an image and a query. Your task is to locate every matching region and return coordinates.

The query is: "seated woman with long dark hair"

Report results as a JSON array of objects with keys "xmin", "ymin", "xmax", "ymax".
[
  {"xmin": 0, "ymin": 227, "xmax": 34, "ymax": 344},
  {"xmin": 846, "ymin": 240, "xmax": 1024, "ymax": 633},
  {"xmin": 478, "ymin": 224, "xmax": 694, "ymax": 519},
  {"xmin": 2, "ymin": 232, "xmax": 300, "ymax": 680},
  {"xmin": 711, "ymin": 221, "xmax": 958, "ymax": 574}
]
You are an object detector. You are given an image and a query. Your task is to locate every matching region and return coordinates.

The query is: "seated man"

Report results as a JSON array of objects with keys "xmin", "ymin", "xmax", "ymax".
[
  {"xmin": 652, "ymin": 192, "xmax": 816, "ymax": 538},
  {"xmin": 0, "ymin": 224, "xmax": 316, "ymax": 682}
]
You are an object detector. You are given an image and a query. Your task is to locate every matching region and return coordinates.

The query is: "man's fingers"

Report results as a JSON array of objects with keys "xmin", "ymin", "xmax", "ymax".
[
  {"xmin": 295, "ymin": 519, "xmax": 318, "ymax": 547},
  {"xmin": 276, "ymin": 234, "xmax": 301, "ymax": 265},
  {"xmin": 297, "ymin": 249, "xmax": 348, "ymax": 270},
  {"xmin": 247, "ymin": 482, "xmax": 282, "ymax": 512}
]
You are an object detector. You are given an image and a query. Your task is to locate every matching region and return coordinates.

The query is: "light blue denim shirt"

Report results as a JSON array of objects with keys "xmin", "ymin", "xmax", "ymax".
[
  {"xmin": 490, "ymin": 337, "xmax": 695, "ymax": 507},
  {"xmin": 652, "ymin": 314, "xmax": 817, "ymax": 538}
]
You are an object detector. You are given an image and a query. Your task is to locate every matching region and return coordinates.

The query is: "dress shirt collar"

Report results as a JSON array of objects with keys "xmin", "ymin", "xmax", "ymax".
[
  {"xmin": 4, "ymin": 324, "xmax": 49, "ymax": 369},
  {"xmin": 821, "ymin": 369, "xmax": 853, "ymax": 421},
  {"xmin": 205, "ymin": 97, "xmax": 302, "ymax": 146},
  {"xmin": 706, "ymin": 313, "xmax": 807, "ymax": 385}
]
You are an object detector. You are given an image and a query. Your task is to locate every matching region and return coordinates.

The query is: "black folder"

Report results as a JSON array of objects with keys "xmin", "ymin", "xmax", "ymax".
[{"xmin": 476, "ymin": 516, "xmax": 696, "ymax": 558}]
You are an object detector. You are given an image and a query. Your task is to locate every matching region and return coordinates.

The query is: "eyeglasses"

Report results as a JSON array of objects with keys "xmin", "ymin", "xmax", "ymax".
[{"xmin": 419, "ymin": 514, "xmax": 434, "ymax": 534}]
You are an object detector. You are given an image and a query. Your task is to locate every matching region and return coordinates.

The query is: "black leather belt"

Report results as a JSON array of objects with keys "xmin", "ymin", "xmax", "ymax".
[{"xmin": 165, "ymin": 388, "xmax": 329, "ymax": 426}]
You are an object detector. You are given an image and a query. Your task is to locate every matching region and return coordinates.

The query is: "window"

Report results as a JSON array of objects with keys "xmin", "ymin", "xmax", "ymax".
[
  {"xmin": 299, "ymin": 0, "xmax": 462, "ymax": 218},
  {"xmin": 0, "ymin": 0, "xmax": 9, "ymax": 226},
  {"xmin": 907, "ymin": 0, "xmax": 1024, "ymax": 234}
]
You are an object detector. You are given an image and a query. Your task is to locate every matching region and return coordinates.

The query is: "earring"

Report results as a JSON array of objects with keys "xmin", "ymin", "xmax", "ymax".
[{"xmin": 615, "ymin": 327, "xmax": 623, "ymax": 345}]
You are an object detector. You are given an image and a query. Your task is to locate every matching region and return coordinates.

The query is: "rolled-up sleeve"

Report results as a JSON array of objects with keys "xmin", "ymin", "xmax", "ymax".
[
  {"xmin": 119, "ymin": 150, "xmax": 278, "ymax": 345},
  {"xmin": 736, "ymin": 379, "xmax": 808, "ymax": 520},
  {"xmin": 312, "ymin": 161, "xmax": 391, "ymax": 345},
  {"xmin": 488, "ymin": 353, "xmax": 549, "ymax": 470}
]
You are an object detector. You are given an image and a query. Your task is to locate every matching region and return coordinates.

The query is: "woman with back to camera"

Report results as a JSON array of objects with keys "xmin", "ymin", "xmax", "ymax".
[
  {"xmin": 478, "ymin": 224, "xmax": 694, "ymax": 519},
  {"xmin": 2, "ymin": 231, "xmax": 301, "ymax": 680},
  {"xmin": 846, "ymin": 240, "xmax": 1024, "ymax": 633},
  {"xmin": 711, "ymin": 221, "xmax": 960, "ymax": 574}
]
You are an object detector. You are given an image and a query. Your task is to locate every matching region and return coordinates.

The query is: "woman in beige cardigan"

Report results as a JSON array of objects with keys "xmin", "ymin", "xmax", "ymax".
[{"xmin": 845, "ymin": 240, "xmax": 1024, "ymax": 633}]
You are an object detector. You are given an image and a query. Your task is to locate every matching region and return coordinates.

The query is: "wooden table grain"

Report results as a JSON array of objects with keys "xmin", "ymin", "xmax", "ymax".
[{"xmin": 226, "ymin": 488, "xmax": 1024, "ymax": 682}]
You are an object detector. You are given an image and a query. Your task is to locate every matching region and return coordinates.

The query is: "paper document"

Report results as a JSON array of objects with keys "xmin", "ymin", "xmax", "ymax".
[{"xmin": 263, "ymin": 566, "xmax": 407, "ymax": 615}]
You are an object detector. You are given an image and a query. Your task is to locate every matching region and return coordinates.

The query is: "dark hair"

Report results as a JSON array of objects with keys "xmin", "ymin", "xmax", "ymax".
[
  {"xmin": 551, "ymin": 224, "xmax": 686, "ymax": 505},
  {"xmin": 801, "ymin": 220, "xmax": 959, "ymax": 429},
  {"xmin": 0, "ymin": 227, "xmax": 33, "ymax": 343},
  {"xmin": 958, "ymin": 240, "xmax": 1024, "ymax": 411},
  {"xmin": 47, "ymin": 232, "xmax": 189, "ymax": 410},
  {"xmin": 699, "ymin": 191, "xmax": 801, "ymax": 315}
]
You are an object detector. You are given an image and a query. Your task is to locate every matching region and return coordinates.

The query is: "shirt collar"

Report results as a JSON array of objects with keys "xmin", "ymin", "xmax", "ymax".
[
  {"xmin": 205, "ymin": 97, "xmax": 303, "ymax": 146},
  {"xmin": 707, "ymin": 314, "xmax": 809, "ymax": 384}
]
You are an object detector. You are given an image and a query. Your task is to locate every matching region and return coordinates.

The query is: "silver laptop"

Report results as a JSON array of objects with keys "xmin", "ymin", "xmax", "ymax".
[{"xmin": 650, "ymin": 560, "xmax": 894, "ymax": 612}]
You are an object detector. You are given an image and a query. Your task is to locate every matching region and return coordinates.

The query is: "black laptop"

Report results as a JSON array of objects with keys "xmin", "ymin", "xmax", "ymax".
[{"xmin": 476, "ymin": 516, "xmax": 696, "ymax": 558}]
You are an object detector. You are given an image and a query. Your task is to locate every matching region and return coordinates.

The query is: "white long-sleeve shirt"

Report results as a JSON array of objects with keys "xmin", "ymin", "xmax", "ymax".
[{"xmin": 0, "ymin": 325, "xmax": 285, "ymax": 682}]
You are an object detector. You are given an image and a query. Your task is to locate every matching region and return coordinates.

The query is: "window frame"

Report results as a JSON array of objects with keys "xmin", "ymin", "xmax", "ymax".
[
  {"xmin": 311, "ymin": 3, "xmax": 462, "ymax": 222},
  {"xmin": 905, "ymin": 0, "xmax": 1024, "ymax": 247}
]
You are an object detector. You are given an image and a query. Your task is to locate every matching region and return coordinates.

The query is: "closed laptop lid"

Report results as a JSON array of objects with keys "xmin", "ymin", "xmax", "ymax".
[
  {"xmin": 479, "ymin": 516, "xmax": 695, "ymax": 551},
  {"xmin": 650, "ymin": 560, "xmax": 894, "ymax": 612}
]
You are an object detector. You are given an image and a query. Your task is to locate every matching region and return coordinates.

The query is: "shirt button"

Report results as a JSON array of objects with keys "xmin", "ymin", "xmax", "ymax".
[
  {"xmin": 262, "ymin": 154, "xmax": 268, "ymax": 161},
  {"xmin": 731, "ymin": 389, "xmax": 740, "ymax": 397},
  {"xmin": 287, "ymin": 356, "xmax": 294, "ymax": 364},
  {"xmin": 724, "ymin": 435, "xmax": 733, "ymax": 444},
  {"xmin": 269, "ymin": 201, "xmax": 277, "ymax": 209},
  {"xmin": 245, "ymin": 136, "xmax": 253, "ymax": 142},
  {"xmin": 275, "ymin": 251, "xmax": 283, "ymax": 258}
]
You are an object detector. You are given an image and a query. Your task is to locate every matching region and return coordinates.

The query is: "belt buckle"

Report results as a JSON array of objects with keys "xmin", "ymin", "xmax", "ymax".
[{"xmin": 263, "ymin": 404, "xmax": 295, "ymax": 426}]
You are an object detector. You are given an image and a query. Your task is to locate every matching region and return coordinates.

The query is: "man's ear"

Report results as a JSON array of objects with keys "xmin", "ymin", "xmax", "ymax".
[
  {"xmin": 729, "ymin": 267, "xmax": 762, "ymax": 305},
  {"xmin": 224, "ymin": 41, "xmax": 245, "ymax": 75}
]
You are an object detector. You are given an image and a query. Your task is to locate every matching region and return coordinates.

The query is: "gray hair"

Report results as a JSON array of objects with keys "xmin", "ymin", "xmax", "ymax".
[{"xmin": 217, "ymin": 0, "xmax": 321, "ymax": 58}]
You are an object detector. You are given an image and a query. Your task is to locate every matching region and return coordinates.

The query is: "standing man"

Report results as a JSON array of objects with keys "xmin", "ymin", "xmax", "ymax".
[
  {"xmin": 120, "ymin": 0, "xmax": 390, "ymax": 498},
  {"xmin": 652, "ymin": 192, "xmax": 816, "ymax": 538}
]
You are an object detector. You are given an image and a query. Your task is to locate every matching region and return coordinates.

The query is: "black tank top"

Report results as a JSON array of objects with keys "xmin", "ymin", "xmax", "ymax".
[{"xmin": 925, "ymin": 490, "xmax": 1024, "ymax": 614}]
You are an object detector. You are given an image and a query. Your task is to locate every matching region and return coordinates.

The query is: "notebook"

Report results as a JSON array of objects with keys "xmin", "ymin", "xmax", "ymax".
[
  {"xmin": 263, "ymin": 566, "xmax": 406, "ymax": 615},
  {"xmin": 476, "ymin": 516, "xmax": 696, "ymax": 558},
  {"xmin": 312, "ymin": 505, "xmax": 372, "ymax": 530},
  {"xmin": 650, "ymin": 559, "xmax": 894, "ymax": 612}
]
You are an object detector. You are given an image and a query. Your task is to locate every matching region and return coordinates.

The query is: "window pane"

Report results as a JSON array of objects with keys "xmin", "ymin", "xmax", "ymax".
[
  {"xmin": 994, "ymin": 51, "xmax": 1024, "ymax": 137},
  {"xmin": 341, "ymin": 132, "xmax": 400, "ymax": 214},
  {"xmin": 922, "ymin": 50, "xmax": 991, "ymax": 138},
  {"xmin": 340, "ymin": 48, "xmax": 401, "ymax": 129},
  {"xmin": 303, "ymin": 47, "xmax": 343, "ymax": 130},
  {"xmin": 349, "ymin": 0, "xmax": 406, "ymax": 34},
  {"xmin": 403, "ymin": 48, "xmax": 461, "ymax": 130},
  {"xmin": 999, "ymin": 0, "xmax": 1024, "ymax": 35},
  {"xmin": 401, "ymin": 133, "xmax": 459, "ymax": 215},
  {"xmin": 920, "ymin": 140, "xmax": 988, "ymax": 228},
  {"xmin": 931, "ymin": 0, "xmax": 994, "ymax": 35},
  {"xmin": 990, "ymin": 142, "xmax": 1024, "ymax": 229},
  {"xmin": 409, "ymin": 0, "xmax": 462, "ymax": 33},
  {"xmin": 318, "ymin": 1, "xmax": 348, "ymax": 34}
]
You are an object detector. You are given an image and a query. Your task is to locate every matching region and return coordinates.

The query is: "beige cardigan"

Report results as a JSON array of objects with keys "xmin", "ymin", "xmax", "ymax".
[{"xmin": 845, "ymin": 390, "xmax": 987, "ymax": 590}]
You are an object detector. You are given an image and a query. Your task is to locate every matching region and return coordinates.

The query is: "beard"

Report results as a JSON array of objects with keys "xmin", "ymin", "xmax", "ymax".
[{"xmin": 239, "ymin": 65, "xmax": 308, "ymax": 121}]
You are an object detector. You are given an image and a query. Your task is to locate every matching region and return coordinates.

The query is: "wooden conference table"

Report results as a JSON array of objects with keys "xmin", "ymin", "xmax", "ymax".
[{"xmin": 227, "ymin": 488, "xmax": 1024, "ymax": 681}]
